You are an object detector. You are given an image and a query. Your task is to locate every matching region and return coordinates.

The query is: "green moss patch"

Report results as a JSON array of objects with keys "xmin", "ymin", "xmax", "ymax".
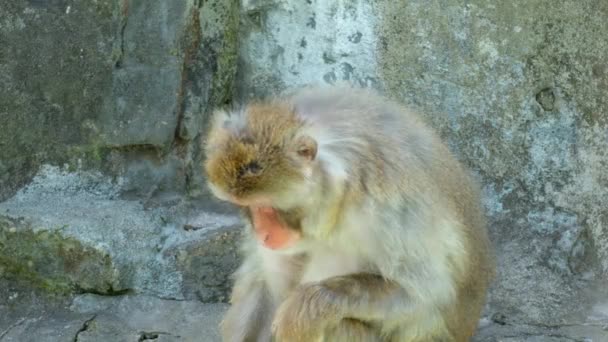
[{"xmin": 0, "ymin": 216, "xmax": 121, "ymax": 295}]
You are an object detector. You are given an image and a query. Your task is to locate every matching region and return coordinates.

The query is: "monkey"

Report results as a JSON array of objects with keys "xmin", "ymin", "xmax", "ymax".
[{"xmin": 203, "ymin": 85, "xmax": 495, "ymax": 342}]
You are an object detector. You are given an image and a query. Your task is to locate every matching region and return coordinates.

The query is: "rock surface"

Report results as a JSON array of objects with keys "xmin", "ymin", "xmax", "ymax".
[
  {"xmin": 0, "ymin": 165, "xmax": 242, "ymax": 301},
  {"xmin": 0, "ymin": 0, "xmax": 239, "ymax": 201},
  {"xmin": 1, "ymin": 287, "xmax": 606, "ymax": 341},
  {"xmin": 2, "ymin": 0, "xmax": 608, "ymax": 341},
  {"xmin": 0, "ymin": 280, "xmax": 228, "ymax": 342}
]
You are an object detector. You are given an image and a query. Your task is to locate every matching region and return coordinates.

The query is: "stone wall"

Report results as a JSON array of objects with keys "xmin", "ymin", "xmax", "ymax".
[
  {"xmin": 0, "ymin": 0, "xmax": 239, "ymax": 201},
  {"xmin": 1, "ymin": 0, "xmax": 607, "ymax": 339}
]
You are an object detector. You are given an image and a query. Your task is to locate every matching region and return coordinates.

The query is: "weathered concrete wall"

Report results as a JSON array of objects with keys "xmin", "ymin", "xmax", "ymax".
[
  {"xmin": 0, "ymin": 0, "xmax": 239, "ymax": 201},
  {"xmin": 1, "ymin": 0, "xmax": 608, "ymax": 340},
  {"xmin": 238, "ymin": 0, "xmax": 608, "ymax": 332}
]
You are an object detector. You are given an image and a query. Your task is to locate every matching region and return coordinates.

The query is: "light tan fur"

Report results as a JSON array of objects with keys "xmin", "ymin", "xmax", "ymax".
[{"xmin": 203, "ymin": 85, "xmax": 495, "ymax": 342}]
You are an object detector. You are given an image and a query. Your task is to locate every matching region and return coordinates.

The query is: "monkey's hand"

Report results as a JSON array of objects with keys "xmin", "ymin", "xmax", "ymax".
[
  {"xmin": 272, "ymin": 273, "xmax": 404, "ymax": 341},
  {"xmin": 271, "ymin": 283, "xmax": 335, "ymax": 342}
]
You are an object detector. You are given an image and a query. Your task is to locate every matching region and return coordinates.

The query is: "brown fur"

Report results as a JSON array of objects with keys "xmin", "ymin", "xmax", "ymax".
[
  {"xmin": 204, "ymin": 102, "xmax": 308, "ymax": 201},
  {"xmin": 204, "ymin": 85, "xmax": 495, "ymax": 342}
]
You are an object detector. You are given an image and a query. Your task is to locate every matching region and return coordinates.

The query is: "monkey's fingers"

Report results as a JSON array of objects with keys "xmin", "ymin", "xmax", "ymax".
[{"xmin": 271, "ymin": 283, "xmax": 338, "ymax": 342}]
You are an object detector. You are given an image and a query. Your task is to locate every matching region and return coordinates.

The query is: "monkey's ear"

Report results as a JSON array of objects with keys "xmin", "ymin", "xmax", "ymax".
[{"xmin": 295, "ymin": 135, "xmax": 317, "ymax": 161}]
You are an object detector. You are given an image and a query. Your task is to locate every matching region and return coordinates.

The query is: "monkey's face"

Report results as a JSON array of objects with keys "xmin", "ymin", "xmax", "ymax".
[
  {"xmin": 204, "ymin": 137, "xmax": 304, "ymax": 205},
  {"xmin": 204, "ymin": 137, "xmax": 309, "ymax": 252},
  {"xmin": 203, "ymin": 104, "xmax": 318, "ymax": 209},
  {"xmin": 204, "ymin": 105, "xmax": 317, "ymax": 251}
]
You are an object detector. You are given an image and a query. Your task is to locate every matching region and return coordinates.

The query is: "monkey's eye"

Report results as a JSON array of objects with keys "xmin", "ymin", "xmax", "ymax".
[{"xmin": 239, "ymin": 161, "xmax": 262, "ymax": 177}]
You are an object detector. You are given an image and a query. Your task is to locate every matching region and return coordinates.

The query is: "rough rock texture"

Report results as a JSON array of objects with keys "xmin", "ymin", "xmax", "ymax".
[
  {"xmin": 0, "ymin": 166, "xmax": 241, "ymax": 301},
  {"xmin": 2, "ymin": 0, "xmax": 608, "ymax": 341},
  {"xmin": 236, "ymin": 0, "xmax": 380, "ymax": 99},
  {"xmin": 0, "ymin": 0, "xmax": 239, "ymax": 201},
  {"xmin": 70, "ymin": 294, "xmax": 227, "ymax": 342},
  {"xmin": 0, "ymin": 280, "xmax": 605, "ymax": 341},
  {"xmin": 0, "ymin": 281, "xmax": 228, "ymax": 342}
]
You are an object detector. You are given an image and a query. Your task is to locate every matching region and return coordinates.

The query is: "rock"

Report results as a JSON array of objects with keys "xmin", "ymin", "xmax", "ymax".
[
  {"xmin": 0, "ymin": 313, "xmax": 92, "ymax": 342},
  {"xmin": 0, "ymin": 0, "xmax": 239, "ymax": 201},
  {"xmin": 0, "ymin": 279, "xmax": 90, "ymax": 342},
  {"xmin": 172, "ymin": 224, "xmax": 241, "ymax": 303},
  {"xmin": 0, "ymin": 216, "xmax": 121, "ymax": 294},
  {"xmin": 0, "ymin": 165, "xmax": 242, "ymax": 300},
  {"xmin": 70, "ymin": 294, "xmax": 228, "ymax": 342},
  {"xmin": 0, "ymin": 283, "xmax": 604, "ymax": 342},
  {"xmin": 0, "ymin": 0, "xmax": 116, "ymax": 200},
  {"xmin": 2, "ymin": 0, "xmax": 608, "ymax": 339},
  {"xmin": 0, "ymin": 281, "xmax": 228, "ymax": 342},
  {"xmin": 98, "ymin": 0, "xmax": 188, "ymax": 148},
  {"xmin": 474, "ymin": 320, "xmax": 608, "ymax": 342},
  {"xmin": 236, "ymin": 0, "xmax": 380, "ymax": 100}
]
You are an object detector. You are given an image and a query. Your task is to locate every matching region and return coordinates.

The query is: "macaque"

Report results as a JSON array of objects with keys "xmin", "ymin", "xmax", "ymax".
[{"xmin": 203, "ymin": 85, "xmax": 495, "ymax": 342}]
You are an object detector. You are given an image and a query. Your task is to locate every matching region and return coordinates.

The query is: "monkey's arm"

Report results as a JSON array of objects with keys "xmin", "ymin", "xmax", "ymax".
[
  {"xmin": 223, "ymin": 220, "xmax": 307, "ymax": 342},
  {"xmin": 319, "ymin": 273, "xmax": 410, "ymax": 319},
  {"xmin": 221, "ymin": 263, "xmax": 275, "ymax": 342},
  {"xmin": 271, "ymin": 273, "xmax": 410, "ymax": 341},
  {"xmin": 221, "ymin": 233, "xmax": 276, "ymax": 342}
]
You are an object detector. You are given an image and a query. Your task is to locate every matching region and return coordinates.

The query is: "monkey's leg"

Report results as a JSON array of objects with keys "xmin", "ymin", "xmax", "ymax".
[{"xmin": 322, "ymin": 318, "xmax": 382, "ymax": 342}]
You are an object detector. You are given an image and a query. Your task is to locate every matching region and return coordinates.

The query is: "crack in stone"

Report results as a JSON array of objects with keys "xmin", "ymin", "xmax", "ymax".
[
  {"xmin": 114, "ymin": 0, "xmax": 130, "ymax": 68},
  {"xmin": 520, "ymin": 321, "xmax": 607, "ymax": 329},
  {"xmin": 489, "ymin": 314, "xmax": 606, "ymax": 330},
  {"xmin": 173, "ymin": 5, "xmax": 202, "ymax": 145},
  {"xmin": 0, "ymin": 318, "xmax": 26, "ymax": 340},
  {"xmin": 75, "ymin": 285, "xmax": 133, "ymax": 297},
  {"xmin": 138, "ymin": 332, "xmax": 159, "ymax": 341},
  {"xmin": 502, "ymin": 332, "xmax": 587, "ymax": 342},
  {"xmin": 73, "ymin": 315, "xmax": 97, "ymax": 342},
  {"xmin": 138, "ymin": 331, "xmax": 180, "ymax": 341},
  {"xmin": 481, "ymin": 320, "xmax": 607, "ymax": 341}
]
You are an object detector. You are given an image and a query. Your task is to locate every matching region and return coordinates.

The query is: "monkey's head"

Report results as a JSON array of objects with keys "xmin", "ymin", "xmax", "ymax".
[
  {"xmin": 203, "ymin": 101, "xmax": 318, "ymax": 211},
  {"xmin": 204, "ymin": 101, "xmax": 317, "ymax": 250}
]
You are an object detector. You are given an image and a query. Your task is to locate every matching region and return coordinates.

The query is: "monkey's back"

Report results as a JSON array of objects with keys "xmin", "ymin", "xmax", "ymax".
[
  {"xmin": 290, "ymin": 86, "xmax": 494, "ymax": 341},
  {"xmin": 290, "ymin": 86, "xmax": 481, "ymax": 212}
]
